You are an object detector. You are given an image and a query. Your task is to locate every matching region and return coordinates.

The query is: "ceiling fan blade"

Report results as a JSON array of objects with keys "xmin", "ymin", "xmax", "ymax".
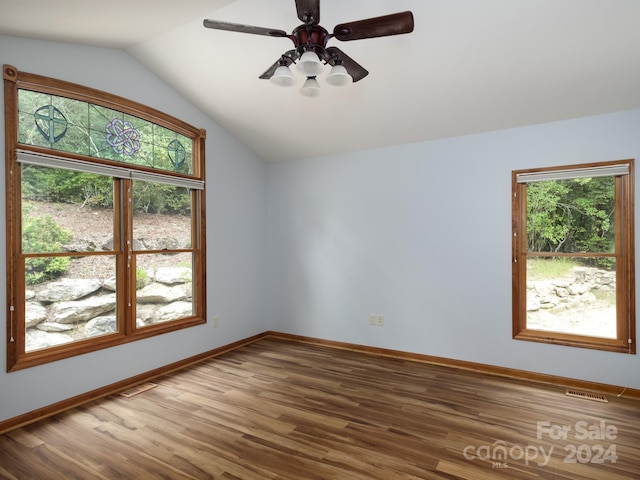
[
  {"xmin": 325, "ymin": 47, "xmax": 369, "ymax": 83},
  {"xmin": 333, "ymin": 11, "xmax": 414, "ymax": 41},
  {"xmin": 203, "ymin": 19, "xmax": 288, "ymax": 38},
  {"xmin": 258, "ymin": 50, "xmax": 298, "ymax": 79},
  {"xmin": 295, "ymin": 0, "xmax": 320, "ymax": 24}
]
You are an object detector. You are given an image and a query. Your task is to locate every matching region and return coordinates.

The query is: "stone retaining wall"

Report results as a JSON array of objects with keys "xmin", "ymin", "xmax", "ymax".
[
  {"xmin": 25, "ymin": 266, "xmax": 193, "ymax": 351},
  {"xmin": 526, "ymin": 266, "xmax": 615, "ymax": 313}
]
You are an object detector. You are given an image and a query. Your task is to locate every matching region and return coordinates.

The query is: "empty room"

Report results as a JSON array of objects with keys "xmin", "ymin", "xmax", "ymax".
[{"xmin": 0, "ymin": 1, "xmax": 639, "ymax": 478}]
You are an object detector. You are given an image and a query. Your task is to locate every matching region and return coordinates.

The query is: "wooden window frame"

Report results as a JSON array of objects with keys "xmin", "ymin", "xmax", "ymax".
[
  {"xmin": 512, "ymin": 159, "xmax": 636, "ymax": 354},
  {"xmin": 4, "ymin": 65, "xmax": 207, "ymax": 371}
]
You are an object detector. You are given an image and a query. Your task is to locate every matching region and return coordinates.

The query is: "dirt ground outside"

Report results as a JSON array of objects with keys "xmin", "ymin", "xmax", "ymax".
[{"xmin": 526, "ymin": 303, "xmax": 617, "ymax": 339}]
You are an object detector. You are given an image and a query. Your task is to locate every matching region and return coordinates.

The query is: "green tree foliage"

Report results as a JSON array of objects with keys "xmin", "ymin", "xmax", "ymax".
[
  {"xmin": 22, "ymin": 166, "xmax": 113, "ymax": 207},
  {"xmin": 22, "ymin": 166, "xmax": 189, "ymax": 215},
  {"xmin": 526, "ymin": 180, "xmax": 571, "ymax": 252},
  {"xmin": 22, "ymin": 212, "xmax": 73, "ymax": 284},
  {"xmin": 526, "ymin": 176, "xmax": 615, "ymax": 267},
  {"xmin": 132, "ymin": 182, "xmax": 191, "ymax": 215}
]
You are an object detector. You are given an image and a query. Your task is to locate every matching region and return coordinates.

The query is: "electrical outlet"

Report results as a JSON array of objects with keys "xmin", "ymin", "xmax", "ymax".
[
  {"xmin": 369, "ymin": 314, "xmax": 384, "ymax": 326},
  {"xmin": 212, "ymin": 316, "xmax": 219, "ymax": 328}
]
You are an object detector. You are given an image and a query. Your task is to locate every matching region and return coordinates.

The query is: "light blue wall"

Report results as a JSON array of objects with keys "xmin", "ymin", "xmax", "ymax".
[
  {"xmin": 266, "ymin": 110, "xmax": 640, "ymax": 390},
  {"xmin": 0, "ymin": 36, "xmax": 268, "ymax": 422},
  {"xmin": 2, "ymin": 34, "xmax": 640, "ymax": 426}
]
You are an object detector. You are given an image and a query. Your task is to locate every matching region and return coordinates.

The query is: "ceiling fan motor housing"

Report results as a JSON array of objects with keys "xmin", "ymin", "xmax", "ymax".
[{"xmin": 292, "ymin": 24, "xmax": 329, "ymax": 56}]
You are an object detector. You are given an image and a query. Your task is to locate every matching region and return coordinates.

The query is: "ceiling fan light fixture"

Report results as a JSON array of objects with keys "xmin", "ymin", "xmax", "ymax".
[
  {"xmin": 297, "ymin": 50, "xmax": 324, "ymax": 77},
  {"xmin": 204, "ymin": 5, "xmax": 415, "ymax": 95},
  {"xmin": 300, "ymin": 76, "xmax": 321, "ymax": 97},
  {"xmin": 326, "ymin": 64, "xmax": 352, "ymax": 87},
  {"xmin": 270, "ymin": 65, "xmax": 296, "ymax": 86}
]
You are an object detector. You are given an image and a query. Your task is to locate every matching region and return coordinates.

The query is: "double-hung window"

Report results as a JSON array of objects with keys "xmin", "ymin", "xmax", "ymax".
[
  {"xmin": 4, "ymin": 65, "xmax": 207, "ymax": 371},
  {"xmin": 512, "ymin": 159, "xmax": 635, "ymax": 353}
]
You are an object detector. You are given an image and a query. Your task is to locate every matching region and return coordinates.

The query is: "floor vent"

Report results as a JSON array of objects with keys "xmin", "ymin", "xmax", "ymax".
[
  {"xmin": 119, "ymin": 382, "xmax": 158, "ymax": 398},
  {"xmin": 565, "ymin": 389, "xmax": 608, "ymax": 403}
]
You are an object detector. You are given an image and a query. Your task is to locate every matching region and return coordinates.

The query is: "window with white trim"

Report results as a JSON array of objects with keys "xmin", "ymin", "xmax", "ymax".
[
  {"xmin": 512, "ymin": 159, "xmax": 635, "ymax": 353},
  {"xmin": 4, "ymin": 65, "xmax": 207, "ymax": 371}
]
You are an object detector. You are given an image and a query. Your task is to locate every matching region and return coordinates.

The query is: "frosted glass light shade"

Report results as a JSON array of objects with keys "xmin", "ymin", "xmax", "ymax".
[
  {"xmin": 270, "ymin": 65, "xmax": 296, "ymax": 87},
  {"xmin": 326, "ymin": 64, "xmax": 352, "ymax": 87},
  {"xmin": 296, "ymin": 51, "xmax": 324, "ymax": 77},
  {"xmin": 300, "ymin": 77, "xmax": 321, "ymax": 97}
]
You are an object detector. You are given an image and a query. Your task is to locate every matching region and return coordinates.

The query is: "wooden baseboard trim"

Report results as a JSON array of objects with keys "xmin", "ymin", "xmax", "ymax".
[
  {"xmin": 264, "ymin": 331, "xmax": 640, "ymax": 401},
  {"xmin": 0, "ymin": 332, "xmax": 268, "ymax": 435},
  {"xmin": 2, "ymin": 330, "xmax": 637, "ymax": 435}
]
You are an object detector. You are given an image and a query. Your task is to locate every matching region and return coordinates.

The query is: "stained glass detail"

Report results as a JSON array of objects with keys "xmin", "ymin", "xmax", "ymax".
[
  {"xmin": 34, "ymin": 105, "xmax": 68, "ymax": 143},
  {"xmin": 105, "ymin": 118, "xmax": 141, "ymax": 156},
  {"xmin": 168, "ymin": 139, "xmax": 186, "ymax": 170},
  {"xmin": 18, "ymin": 89, "xmax": 194, "ymax": 175}
]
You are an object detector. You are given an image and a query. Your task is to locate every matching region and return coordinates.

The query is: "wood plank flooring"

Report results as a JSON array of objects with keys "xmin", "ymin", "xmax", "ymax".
[{"xmin": 0, "ymin": 337, "xmax": 638, "ymax": 479}]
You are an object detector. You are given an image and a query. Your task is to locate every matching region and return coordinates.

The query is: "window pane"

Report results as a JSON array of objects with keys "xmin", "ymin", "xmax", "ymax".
[
  {"xmin": 525, "ymin": 257, "xmax": 617, "ymax": 339},
  {"xmin": 21, "ymin": 166, "xmax": 119, "ymax": 352},
  {"xmin": 131, "ymin": 180, "xmax": 194, "ymax": 327},
  {"xmin": 18, "ymin": 89, "xmax": 194, "ymax": 174},
  {"xmin": 135, "ymin": 252, "xmax": 194, "ymax": 326},
  {"xmin": 131, "ymin": 181, "xmax": 192, "ymax": 250},
  {"xmin": 25, "ymin": 255, "xmax": 119, "ymax": 352},
  {"xmin": 21, "ymin": 166, "xmax": 115, "ymax": 256},
  {"xmin": 526, "ymin": 177, "xmax": 615, "ymax": 254}
]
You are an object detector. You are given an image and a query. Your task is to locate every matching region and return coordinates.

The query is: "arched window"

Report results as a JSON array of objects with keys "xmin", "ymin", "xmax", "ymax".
[{"xmin": 4, "ymin": 65, "xmax": 207, "ymax": 371}]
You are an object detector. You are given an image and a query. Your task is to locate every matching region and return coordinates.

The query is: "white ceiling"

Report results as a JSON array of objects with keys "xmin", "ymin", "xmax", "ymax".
[{"xmin": 2, "ymin": 0, "xmax": 640, "ymax": 162}]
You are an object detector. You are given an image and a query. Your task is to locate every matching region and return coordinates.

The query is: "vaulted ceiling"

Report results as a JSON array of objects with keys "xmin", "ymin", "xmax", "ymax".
[{"xmin": 2, "ymin": 0, "xmax": 640, "ymax": 162}]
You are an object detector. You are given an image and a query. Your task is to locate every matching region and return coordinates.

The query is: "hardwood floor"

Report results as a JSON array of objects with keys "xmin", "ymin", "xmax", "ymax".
[{"xmin": 0, "ymin": 337, "xmax": 638, "ymax": 479}]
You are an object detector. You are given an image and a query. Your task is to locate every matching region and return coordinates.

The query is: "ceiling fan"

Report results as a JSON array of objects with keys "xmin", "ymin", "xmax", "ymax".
[{"xmin": 203, "ymin": 0, "xmax": 414, "ymax": 96}]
